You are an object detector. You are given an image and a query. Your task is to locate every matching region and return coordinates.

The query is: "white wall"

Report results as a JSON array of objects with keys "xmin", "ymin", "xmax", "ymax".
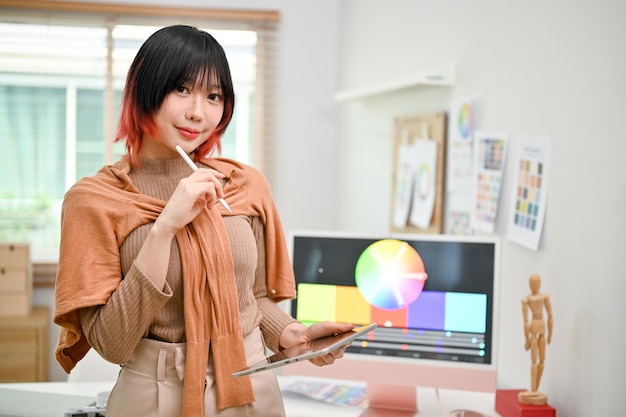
[
  {"xmin": 39, "ymin": 1, "xmax": 625, "ymax": 416},
  {"xmin": 333, "ymin": 1, "xmax": 626, "ymax": 416}
]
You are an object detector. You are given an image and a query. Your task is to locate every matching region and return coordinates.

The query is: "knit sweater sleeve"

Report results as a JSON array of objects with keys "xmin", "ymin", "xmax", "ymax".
[
  {"xmin": 250, "ymin": 216, "xmax": 298, "ymax": 353},
  {"xmin": 78, "ymin": 262, "xmax": 172, "ymax": 364}
]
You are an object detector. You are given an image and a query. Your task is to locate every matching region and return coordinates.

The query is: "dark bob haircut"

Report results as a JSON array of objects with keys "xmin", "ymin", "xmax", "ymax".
[{"xmin": 115, "ymin": 25, "xmax": 235, "ymax": 167}]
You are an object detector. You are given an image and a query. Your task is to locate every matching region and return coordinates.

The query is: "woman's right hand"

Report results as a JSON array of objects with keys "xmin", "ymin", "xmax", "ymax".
[{"xmin": 156, "ymin": 167, "xmax": 227, "ymax": 235}]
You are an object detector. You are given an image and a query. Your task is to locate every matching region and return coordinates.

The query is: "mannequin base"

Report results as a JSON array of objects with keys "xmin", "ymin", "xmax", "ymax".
[{"xmin": 495, "ymin": 389, "xmax": 555, "ymax": 417}]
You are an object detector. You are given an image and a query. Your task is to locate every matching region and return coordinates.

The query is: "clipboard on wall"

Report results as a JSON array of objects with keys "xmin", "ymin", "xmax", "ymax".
[{"xmin": 390, "ymin": 111, "xmax": 446, "ymax": 234}]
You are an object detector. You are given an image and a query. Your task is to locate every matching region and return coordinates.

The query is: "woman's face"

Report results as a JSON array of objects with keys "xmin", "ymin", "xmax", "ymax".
[{"xmin": 139, "ymin": 80, "xmax": 225, "ymax": 159}]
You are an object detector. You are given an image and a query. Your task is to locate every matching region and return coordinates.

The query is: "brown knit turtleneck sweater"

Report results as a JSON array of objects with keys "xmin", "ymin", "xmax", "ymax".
[{"xmin": 53, "ymin": 155, "xmax": 297, "ymax": 413}]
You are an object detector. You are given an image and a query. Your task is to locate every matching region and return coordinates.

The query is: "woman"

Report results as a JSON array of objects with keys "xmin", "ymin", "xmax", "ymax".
[{"xmin": 53, "ymin": 25, "xmax": 353, "ymax": 417}]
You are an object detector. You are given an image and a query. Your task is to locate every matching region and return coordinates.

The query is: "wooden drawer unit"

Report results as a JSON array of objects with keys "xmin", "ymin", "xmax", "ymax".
[
  {"xmin": 0, "ymin": 307, "xmax": 49, "ymax": 382},
  {"xmin": 0, "ymin": 243, "xmax": 32, "ymax": 316}
]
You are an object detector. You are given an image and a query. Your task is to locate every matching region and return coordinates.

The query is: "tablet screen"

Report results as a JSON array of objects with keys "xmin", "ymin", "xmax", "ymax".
[{"xmin": 232, "ymin": 323, "xmax": 376, "ymax": 378}]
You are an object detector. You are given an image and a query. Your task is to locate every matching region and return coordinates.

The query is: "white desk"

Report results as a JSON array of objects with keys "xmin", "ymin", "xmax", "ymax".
[
  {"xmin": 0, "ymin": 376, "xmax": 500, "ymax": 417},
  {"xmin": 0, "ymin": 381, "xmax": 112, "ymax": 417}
]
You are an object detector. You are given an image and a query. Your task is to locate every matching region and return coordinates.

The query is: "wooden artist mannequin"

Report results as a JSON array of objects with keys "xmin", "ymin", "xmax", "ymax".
[{"xmin": 519, "ymin": 273, "xmax": 553, "ymax": 405}]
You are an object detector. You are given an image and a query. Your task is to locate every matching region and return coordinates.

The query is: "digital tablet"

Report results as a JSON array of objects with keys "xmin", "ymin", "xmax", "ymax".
[{"xmin": 232, "ymin": 323, "xmax": 377, "ymax": 378}]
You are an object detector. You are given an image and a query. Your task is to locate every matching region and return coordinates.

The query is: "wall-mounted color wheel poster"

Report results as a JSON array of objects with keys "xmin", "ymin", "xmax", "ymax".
[{"xmin": 355, "ymin": 239, "xmax": 428, "ymax": 310}]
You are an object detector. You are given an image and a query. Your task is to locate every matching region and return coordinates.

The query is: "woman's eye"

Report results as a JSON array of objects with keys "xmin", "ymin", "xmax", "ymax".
[
  {"xmin": 207, "ymin": 93, "xmax": 223, "ymax": 102},
  {"xmin": 176, "ymin": 86, "xmax": 189, "ymax": 94}
]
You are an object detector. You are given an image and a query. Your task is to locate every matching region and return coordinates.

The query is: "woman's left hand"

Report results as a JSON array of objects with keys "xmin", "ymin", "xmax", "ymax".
[{"xmin": 279, "ymin": 321, "xmax": 355, "ymax": 367}]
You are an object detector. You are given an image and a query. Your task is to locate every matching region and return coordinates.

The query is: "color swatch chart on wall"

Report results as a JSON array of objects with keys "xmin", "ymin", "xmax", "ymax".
[
  {"xmin": 472, "ymin": 131, "xmax": 508, "ymax": 234},
  {"xmin": 514, "ymin": 160, "xmax": 543, "ymax": 230},
  {"xmin": 507, "ymin": 135, "xmax": 551, "ymax": 251}
]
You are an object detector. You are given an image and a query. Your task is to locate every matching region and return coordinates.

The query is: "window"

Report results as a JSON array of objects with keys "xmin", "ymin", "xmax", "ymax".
[{"xmin": 0, "ymin": 3, "xmax": 278, "ymax": 261}]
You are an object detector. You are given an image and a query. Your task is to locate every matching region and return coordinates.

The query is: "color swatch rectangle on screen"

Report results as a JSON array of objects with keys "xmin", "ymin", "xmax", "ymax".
[
  {"xmin": 296, "ymin": 283, "xmax": 337, "ymax": 323},
  {"xmin": 296, "ymin": 283, "xmax": 486, "ymax": 333}
]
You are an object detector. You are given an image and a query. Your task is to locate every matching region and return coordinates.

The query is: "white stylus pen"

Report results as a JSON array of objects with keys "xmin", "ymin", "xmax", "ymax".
[{"xmin": 175, "ymin": 145, "xmax": 232, "ymax": 213}]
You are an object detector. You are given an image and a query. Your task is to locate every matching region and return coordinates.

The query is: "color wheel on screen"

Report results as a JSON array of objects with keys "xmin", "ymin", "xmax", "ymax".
[{"xmin": 355, "ymin": 239, "xmax": 428, "ymax": 311}]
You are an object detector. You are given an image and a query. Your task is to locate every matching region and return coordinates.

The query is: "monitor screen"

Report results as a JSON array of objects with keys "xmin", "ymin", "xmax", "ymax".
[{"xmin": 282, "ymin": 231, "xmax": 501, "ymax": 414}]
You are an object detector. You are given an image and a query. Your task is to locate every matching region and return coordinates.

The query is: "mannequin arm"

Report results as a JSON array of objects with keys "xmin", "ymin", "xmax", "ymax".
[
  {"xmin": 522, "ymin": 298, "xmax": 530, "ymax": 349},
  {"xmin": 545, "ymin": 296, "xmax": 553, "ymax": 344}
]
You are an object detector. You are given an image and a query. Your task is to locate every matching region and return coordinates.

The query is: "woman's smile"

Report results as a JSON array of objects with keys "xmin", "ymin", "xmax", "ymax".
[{"xmin": 176, "ymin": 126, "xmax": 201, "ymax": 140}]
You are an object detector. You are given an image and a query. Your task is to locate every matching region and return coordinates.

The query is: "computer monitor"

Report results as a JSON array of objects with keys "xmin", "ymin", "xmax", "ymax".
[{"xmin": 282, "ymin": 230, "xmax": 501, "ymax": 415}]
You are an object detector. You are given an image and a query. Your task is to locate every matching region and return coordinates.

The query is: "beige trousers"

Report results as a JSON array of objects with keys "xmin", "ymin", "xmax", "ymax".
[{"xmin": 105, "ymin": 327, "xmax": 286, "ymax": 417}]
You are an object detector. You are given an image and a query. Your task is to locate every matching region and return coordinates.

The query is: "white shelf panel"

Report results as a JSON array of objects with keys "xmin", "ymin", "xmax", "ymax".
[{"xmin": 334, "ymin": 63, "xmax": 455, "ymax": 102}]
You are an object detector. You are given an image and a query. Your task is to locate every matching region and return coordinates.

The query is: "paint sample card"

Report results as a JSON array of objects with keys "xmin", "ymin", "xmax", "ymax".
[
  {"xmin": 506, "ymin": 135, "xmax": 551, "ymax": 251},
  {"xmin": 472, "ymin": 131, "xmax": 508, "ymax": 234},
  {"xmin": 392, "ymin": 143, "xmax": 416, "ymax": 229},
  {"xmin": 409, "ymin": 139, "xmax": 438, "ymax": 229},
  {"xmin": 446, "ymin": 97, "xmax": 479, "ymax": 191},
  {"xmin": 280, "ymin": 377, "xmax": 368, "ymax": 409},
  {"xmin": 444, "ymin": 97, "xmax": 480, "ymax": 236}
]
